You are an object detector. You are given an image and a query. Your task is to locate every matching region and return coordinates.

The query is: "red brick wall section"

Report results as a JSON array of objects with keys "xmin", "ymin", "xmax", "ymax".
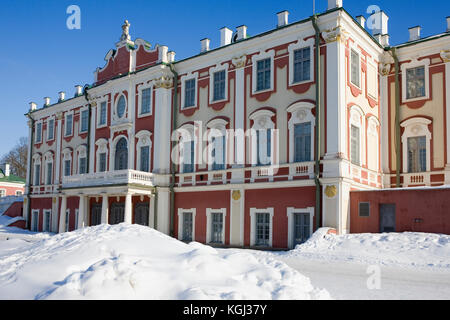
[
  {"xmin": 350, "ymin": 189, "xmax": 450, "ymax": 234},
  {"xmin": 3, "ymin": 201, "xmax": 23, "ymax": 218},
  {"xmin": 0, "ymin": 185, "xmax": 25, "ymax": 196}
]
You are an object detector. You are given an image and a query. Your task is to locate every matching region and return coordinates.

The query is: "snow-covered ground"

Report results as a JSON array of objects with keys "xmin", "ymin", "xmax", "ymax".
[{"xmin": 0, "ymin": 224, "xmax": 329, "ymax": 300}]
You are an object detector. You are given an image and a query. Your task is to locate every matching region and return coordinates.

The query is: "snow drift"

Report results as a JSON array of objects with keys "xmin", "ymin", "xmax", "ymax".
[
  {"xmin": 286, "ymin": 228, "xmax": 450, "ymax": 270},
  {"xmin": 0, "ymin": 224, "xmax": 330, "ymax": 300}
]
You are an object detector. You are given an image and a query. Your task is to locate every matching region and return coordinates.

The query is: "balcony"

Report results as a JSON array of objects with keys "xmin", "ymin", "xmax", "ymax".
[{"xmin": 62, "ymin": 169, "xmax": 165, "ymax": 189}]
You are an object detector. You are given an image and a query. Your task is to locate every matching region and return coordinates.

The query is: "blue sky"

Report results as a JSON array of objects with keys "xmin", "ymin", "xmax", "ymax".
[{"xmin": 0, "ymin": 0, "xmax": 449, "ymax": 157}]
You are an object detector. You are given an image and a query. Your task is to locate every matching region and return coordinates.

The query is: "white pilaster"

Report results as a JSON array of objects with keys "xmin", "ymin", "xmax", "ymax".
[
  {"xmin": 24, "ymin": 120, "xmax": 33, "ymax": 224},
  {"xmin": 89, "ymin": 106, "xmax": 96, "ymax": 173},
  {"xmin": 58, "ymin": 195, "xmax": 67, "ymax": 233},
  {"xmin": 77, "ymin": 195, "xmax": 86, "ymax": 229},
  {"xmin": 153, "ymin": 83, "xmax": 173, "ymax": 174},
  {"xmin": 55, "ymin": 113, "xmax": 63, "ymax": 183},
  {"xmin": 101, "ymin": 195, "xmax": 109, "ymax": 224},
  {"xmin": 124, "ymin": 193, "xmax": 132, "ymax": 224},
  {"xmin": 156, "ymin": 188, "xmax": 170, "ymax": 235},
  {"xmin": 234, "ymin": 64, "xmax": 245, "ymax": 166}
]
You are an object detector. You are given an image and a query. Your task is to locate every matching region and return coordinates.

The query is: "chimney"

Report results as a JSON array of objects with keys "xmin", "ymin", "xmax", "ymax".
[
  {"xmin": 58, "ymin": 91, "xmax": 66, "ymax": 102},
  {"xmin": 74, "ymin": 85, "xmax": 83, "ymax": 97},
  {"xmin": 1, "ymin": 164, "xmax": 10, "ymax": 177},
  {"xmin": 409, "ymin": 26, "xmax": 421, "ymax": 41},
  {"xmin": 236, "ymin": 25, "xmax": 247, "ymax": 41},
  {"xmin": 446, "ymin": 16, "xmax": 450, "ymax": 32},
  {"xmin": 328, "ymin": 0, "xmax": 343, "ymax": 10},
  {"xmin": 220, "ymin": 27, "xmax": 233, "ymax": 46},
  {"xmin": 373, "ymin": 33, "xmax": 382, "ymax": 44},
  {"xmin": 356, "ymin": 16, "xmax": 366, "ymax": 29},
  {"xmin": 277, "ymin": 11, "xmax": 289, "ymax": 28},
  {"xmin": 159, "ymin": 45, "xmax": 169, "ymax": 63},
  {"xmin": 167, "ymin": 51, "xmax": 176, "ymax": 62},
  {"xmin": 200, "ymin": 38, "xmax": 210, "ymax": 53},
  {"xmin": 29, "ymin": 102, "xmax": 37, "ymax": 111},
  {"xmin": 381, "ymin": 34, "xmax": 390, "ymax": 46},
  {"xmin": 44, "ymin": 97, "xmax": 51, "ymax": 107},
  {"xmin": 369, "ymin": 11, "xmax": 389, "ymax": 36}
]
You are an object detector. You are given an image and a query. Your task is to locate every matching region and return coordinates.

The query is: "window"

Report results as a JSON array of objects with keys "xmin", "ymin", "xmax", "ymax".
[
  {"xmin": 15, "ymin": 190, "xmax": 23, "ymax": 196},
  {"xmin": 212, "ymin": 136, "xmax": 226, "ymax": 171},
  {"xmin": 65, "ymin": 114, "xmax": 73, "ymax": 136},
  {"xmin": 75, "ymin": 209, "xmax": 79, "ymax": 230},
  {"xmin": 140, "ymin": 88, "xmax": 152, "ymax": 115},
  {"xmin": 140, "ymin": 146, "xmax": 150, "ymax": 172},
  {"xmin": 0, "ymin": 190, "xmax": 5, "ymax": 197},
  {"xmin": 43, "ymin": 210, "xmax": 51, "ymax": 232},
  {"xmin": 46, "ymin": 162, "xmax": 52, "ymax": 185},
  {"xmin": 184, "ymin": 79, "xmax": 196, "ymax": 108},
  {"xmin": 256, "ymin": 58, "xmax": 271, "ymax": 91},
  {"xmin": 182, "ymin": 140, "xmax": 195, "ymax": 173},
  {"xmin": 182, "ymin": 212, "xmax": 193, "ymax": 242},
  {"xmin": 255, "ymin": 212, "xmax": 270, "ymax": 246},
  {"xmin": 359, "ymin": 202, "xmax": 370, "ymax": 217},
  {"xmin": 34, "ymin": 163, "xmax": 40, "ymax": 185},
  {"xmin": 31, "ymin": 210, "xmax": 39, "ymax": 232},
  {"xmin": 114, "ymin": 138, "xmax": 128, "ymax": 170},
  {"xmin": 117, "ymin": 95, "xmax": 126, "ymax": 118},
  {"xmin": 256, "ymin": 129, "xmax": 271, "ymax": 166},
  {"xmin": 35, "ymin": 122, "xmax": 42, "ymax": 144},
  {"xmin": 407, "ymin": 136, "xmax": 427, "ymax": 173},
  {"xmin": 99, "ymin": 153, "xmax": 107, "ymax": 172},
  {"xmin": 79, "ymin": 157, "xmax": 87, "ymax": 174},
  {"xmin": 65, "ymin": 210, "xmax": 70, "ymax": 232},
  {"xmin": 47, "ymin": 119, "xmax": 54, "ymax": 141},
  {"xmin": 294, "ymin": 123, "xmax": 311, "ymax": 162},
  {"xmin": 351, "ymin": 125, "xmax": 360, "ymax": 165},
  {"xmin": 293, "ymin": 47, "xmax": 311, "ymax": 83},
  {"xmin": 213, "ymin": 70, "xmax": 226, "ymax": 101},
  {"xmin": 80, "ymin": 109, "xmax": 89, "ymax": 133},
  {"xmin": 64, "ymin": 159, "xmax": 71, "ymax": 177},
  {"xmin": 287, "ymin": 207, "xmax": 314, "ymax": 249},
  {"xmin": 98, "ymin": 102, "xmax": 107, "ymax": 126},
  {"xmin": 351, "ymin": 49, "xmax": 360, "ymax": 87},
  {"xmin": 406, "ymin": 66, "xmax": 426, "ymax": 100},
  {"xmin": 211, "ymin": 212, "xmax": 223, "ymax": 244}
]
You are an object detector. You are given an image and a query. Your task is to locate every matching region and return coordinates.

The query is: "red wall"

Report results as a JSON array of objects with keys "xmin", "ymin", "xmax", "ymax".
[
  {"xmin": 350, "ymin": 189, "xmax": 450, "ymax": 234},
  {"xmin": 30, "ymin": 197, "xmax": 52, "ymax": 231},
  {"xmin": 4, "ymin": 202, "xmax": 23, "ymax": 218},
  {"xmin": 0, "ymin": 184, "xmax": 24, "ymax": 196}
]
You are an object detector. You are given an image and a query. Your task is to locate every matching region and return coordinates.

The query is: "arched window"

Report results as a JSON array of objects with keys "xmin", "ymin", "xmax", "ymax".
[
  {"xmin": 249, "ymin": 109, "xmax": 275, "ymax": 166},
  {"xmin": 207, "ymin": 119, "xmax": 228, "ymax": 171},
  {"xmin": 114, "ymin": 137, "xmax": 128, "ymax": 170}
]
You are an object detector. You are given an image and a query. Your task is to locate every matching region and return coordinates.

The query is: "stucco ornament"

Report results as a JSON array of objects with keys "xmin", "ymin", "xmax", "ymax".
[
  {"xmin": 441, "ymin": 50, "xmax": 450, "ymax": 63},
  {"xmin": 232, "ymin": 55, "xmax": 247, "ymax": 69},
  {"xmin": 322, "ymin": 26, "xmax": 348, "ymax": 44},
  {"xmin": 153, "ymin": 75, "xmax": 173, "ymax": 89},
  {"xmin": 296, "ymin": 109, "xmax": 307, "ymax": 121},
  {"xmin": 325, "ymin": 185, "xmax": 337, "ymax": 199},
  {"xmin": 232, "ymin": 190, "xmax": 241, "ymax": 201},
  {"xmin": 379, "ymin": 51, "xmax": 394, "ymax": 76},
  {"xmin": 121, "ymin": 20, "xmax": 131, "ymax": 41}
]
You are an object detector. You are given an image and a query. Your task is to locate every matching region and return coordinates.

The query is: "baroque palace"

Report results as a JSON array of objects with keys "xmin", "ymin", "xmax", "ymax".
[{"xmin": 24, "ymin": 0, "xmax": 450, "ymax": 248}]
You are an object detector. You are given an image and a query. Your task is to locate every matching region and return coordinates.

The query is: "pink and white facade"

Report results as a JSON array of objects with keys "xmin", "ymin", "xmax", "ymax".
[{"xmin": 23, "ymin": 1, "xmax": 450, "ymax": 246}]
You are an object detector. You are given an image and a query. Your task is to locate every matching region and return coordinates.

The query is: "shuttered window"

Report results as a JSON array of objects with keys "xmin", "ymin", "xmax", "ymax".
[{"xmin": 359, "ymin": 202, "xmax": 370, "ymax": 217}]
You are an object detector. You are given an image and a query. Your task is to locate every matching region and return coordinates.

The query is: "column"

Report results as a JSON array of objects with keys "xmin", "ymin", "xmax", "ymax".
[
  {"xmin": 156, "ymin": 187, "xmax": 170, "ymax": 235},
  {"xmin": 148, "ymin": 195, "xmax": 154, "ymax": 229},
  {"xmin": 55, "ymin": 112, "xmax": 63, "ymax": 184},
  {"xmin": 89, "ymin": 105, "xmax": 96, "ymax": 174},
  {"xmin": 124, "ymin": 193, "xmax": 132, "ymax": 224},
  {"xmin": 77, "ymin": 195, "xmax": 86, "ymax": 229},
  {"xmin": 101, "ymin": 195, "xmax": 109, "ymax": 224},
  {"xmin": 58, "ymin": 195, "xmax": 67, "ymax": 233}
]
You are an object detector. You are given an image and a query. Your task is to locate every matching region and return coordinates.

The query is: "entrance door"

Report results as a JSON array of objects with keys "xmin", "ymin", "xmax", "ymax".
[
  {"xmin": 380, "ymin": 204, "xmax": 396, "ymax": 233},
  {"xmin": 110, "ymin": 203, "xmax": 125, "ymax": 225},
  {"xmin": 294, "ymin": 213, "xmax": 311, "ymax": 245},
  {"xmin": 135, "ymin": 203, "xmax": 149, "ymax": 226},
  {"xmin": 91, "ymin": 203, "xmax": 102, "ymax": 226}
]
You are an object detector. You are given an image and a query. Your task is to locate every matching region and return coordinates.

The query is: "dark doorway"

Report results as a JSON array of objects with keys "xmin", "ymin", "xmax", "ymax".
[
  {"xmin": 91, "ymin": 203, "xmax": 102, "ymax": 226},
  {"xmin": 380, "ymin": 204, "xmax": 396, "ymax": 233},
  {"xmin": 110, "ymin": 203, "xmax": 125, "ymax": 225},
  {"xmin": 135, "ymin": 202, "xmax": 149, "ymax": 226}
]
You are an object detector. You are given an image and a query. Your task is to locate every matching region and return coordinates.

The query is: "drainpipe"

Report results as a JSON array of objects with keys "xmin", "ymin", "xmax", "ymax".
[
  {"xmin": 26, "ymin": 114, "xmax": 35, "ymax": 229},
  {"xmin": 391, "ymin": 48, "xmax": 401, "ymax": 187},
  {"xmin": 168, "ymin": 63, "xmax": 178, "ymax": 237},
  {"xmin": 84, "ymin": 86, "xmax": 92, "ymax": 173},
  {"xmin": 312, "ymin": 15, "xmax": 322, "ymax": 231}
]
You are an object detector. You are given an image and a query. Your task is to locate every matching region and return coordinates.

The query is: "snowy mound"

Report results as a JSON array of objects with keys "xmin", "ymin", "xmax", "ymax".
[
  {"xmin": 0, "ymin": 224, "xmax": 330, "ymax": 300},
  {"xmin": 287, "ymin": 228, "xmax": 450, "ymax": 270}
]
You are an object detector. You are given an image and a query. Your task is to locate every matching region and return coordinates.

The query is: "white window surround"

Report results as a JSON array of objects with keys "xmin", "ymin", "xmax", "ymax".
[
  {"xmin": 32, "ymin": 154, "xmax": 42, "ymax": 185},
  {"xmin": 62, "ymin": 148, "xmax": 72, "ymax": 176},
  {"xmin": 287, "ymin": 102, "xmax": 315, "ymax": 163},
  {"xmin": 0, "ymin": 189, "xmax": 6, "ymax": 197},
  {"xmin": 251, "ymin": 49, "xmax": 275, "ymax": 95},
  {"xmin": 206, "ymin": 118, "xmax": 228, "ymax": 171},
  {"xmin": 112, "ymin": 93, "xmax": 128, "ymax": 121},
  {"xmin": 64, "ymin": 111, "xmax": 74, "ymax": 137},
  {"xmin": 76, "ymin": 145, "xmax": 88, "ymax": 174},
  {"xmin": 177, "ymin": 208, "xmax": 196, "ymax": 241},
  {"xmin": 401, "ymin": 117, "xmax": 432, "ymax": 173},
  {"xmin": 15, "ymin": 190, "xmax": 23, "ymax": 196},
  {"xmin": 95, "ymin": 139, "xmax": 109, "ymax": 172},
  {"xmin": 31, "ymin": 209, "xmax": 39, "ymax": 232},
  {"xmin": 367, "ymin": 116, "xmax": 380, "ymax": 172},
  {"xmin": 206, "ymin": 208, "xmax": 227, "ymax": 244},
  {"xmin": 44, "ymin": 151, "xmax": 53, "ymax": 186},
  {"xmin": 177, "ymin": 124, "xmax": 196, "ymax": 173},
  {"xmin": 249, "ymin": 207, "xmax": 274, "ymax": 247},
  {"xmin": 181, "ymin": 73, "xmax": 199, "ymax": 110},
  {"xmin": 367, "ymin": 60, "xmax": 379, "ymax": 100},
  {"xmin": 79, "ymin": 106, "xmax": 89, "ymax": 134},
  {"xmin": 349, "ymin": 105, "xmax": 365, "ymax": 166},
  {"xmin": 209, "ymin": 64, "xmax": 229, "ymax": 104},
  {"xmin": 349, "ymin": 44, "xmax": 362, "ymax": 89},
  {"xmin": 137, "ymin": 84, "xmax": 153, "ymax": 118},
  {"xmin": 97, "ymin": 99, "xmax": 108, "ymax": 128},
  {"xmin": 136, "ymin": 130, "xmax": 152, "ymax": 172},
  {"xmin": 286, "ymin": 207, "xmax": 314, "ymax": 249},
  {"xmin": 46, "ymin": 117, "xmax": 55, "ymax": 142},
  {"xmin": 249, "ymin": 109, "xmax": 276, "ymax": 167},
  {"xmin": 401, "ymin": 58, "xmax": 430, "ymax": 103},
  {"xmin": 110, "ymin": 135, "xmax": 129, "ymax": 171},
  {"xmin": 43, "ymin": 209, "xmax": 52, "ymax": 232},
  {"xmin": 288, "ymin": 38, "xmax": 315, "ymax": 86},
  {"xmin": 35, "ymin": 120, "xmax": 43, "ymax": 144}
]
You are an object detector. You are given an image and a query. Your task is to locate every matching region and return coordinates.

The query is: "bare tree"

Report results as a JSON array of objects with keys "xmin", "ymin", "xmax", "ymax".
[{"xmin": 1, "ymin": 137, "xmax": 28, "ymax": 178}]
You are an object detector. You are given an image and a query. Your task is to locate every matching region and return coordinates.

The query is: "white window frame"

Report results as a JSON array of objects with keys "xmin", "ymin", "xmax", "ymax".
[
  {"xmin": 252, "ymin": 50, "xmax": 275, "ymax": 94},
  {"xmin": 177, "ymin": 124, "xmax": 196, "ymax": 174},
  {"xmin": 181, "ymin": 73, "xmax": 198, "ymax": 110},
  {"xmin": 33, "ymin": 154, "xmax": 42, "ymax": 186},
  {"xmin": 43, "ymin": 209, "xmax": 52, "ymax": 232},
  {"xmin": 15, "ymin": 190, "xmax": 23, "ymax": 196},
  {"xmin": 401, "ymin": 117, "xmax": 432, "ymax": 173},
  {"xmin": 401, "ymin": 58, "xmax": 430, "ymax": 103},
  {"xmin": 64, "ymin": 111, "xmax": 74, "ymax": 137},
  {"xmin": 110, "ymin": 135, "xmax": 129, "ymax": 172},
  {"xmin": 349, "ymin": 45, "xmax": 362, "ymax": 89},
  {"xmin": 95, "ymin": 139, "xmax": 109, "ymax": 173},
  {"xmin": 367, "ymin": 116, "xmax": 380, "ymax": 172},
  {"xmin": 177, "ymin": 208, "xmax": 196, "ymax": 242},
  {"xmin": 206, "ymin": 119, "xmax": 228, "ymax": 171},
  {"xmin": 62, "ymin": 148, "xmax": 72, "ymax": 177},
  {"xmin": 138, "ymin": 84, "xmax": 153, "ymax": 117},
  {"xmin": 35, "ymin": 121, "xmax": 43, "ymax": 144},
  {"xmin": 249, "ymin": 109, "xmax": 276, "ymax": 167},
  {"xmin": 31, "ymin": 209, "xmax": 39, "ymax": 232},
  {"xmin": 206, "ymin": 208, "xmax": 227, "ymax": 244},
  {"xmin": 44, "ymin": 152, "xmax": 53, "ymax": 186},
  {"xmin": 250, "ymin": 207, "xmax": 274, "ymax": 247},
  {"xmin": 76, "ymin": 145, "xmax": 88, "ymax": 174},
  {"xmin": 349, "ymin": 105, "xmax": 365, "ymax": 167},
  {"xmin": 46, "ymin": 116, "xmax": 55, "ymax": 142},
  {"xmin": 287, "ymin": 102, "xmax": 315, "ymax": 163},
  {"xmin": 209, "ymin": 64, "xmax": 229, "ymax": 104},
  {"xmin": 0, "ymin": 189, "xmax": 6, "ymax": 197},
  {"xmin": 79, "ymin": 106, "xmax": 89, "ymax": 134},
  {"xmin": 113, "ymin": 93, "xmax": 128, "ymax": 121},
  {"xmin": 286, "ymin": 207, "xmax": 314, "ymax": 249},
  {"xmin": 136, "ymin": 130, "xmax": 152, "ymax": 172},
  {"xmin": 288, "ymin": 38, "xmax": 315, "ymax": 86},
  {"xmin": 97, "ymin": 99, "xmax": 108, "ymax": 128},
  {"xmin": 367, "ymin": 60, "xmax": 379, "ymax": 100}
]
